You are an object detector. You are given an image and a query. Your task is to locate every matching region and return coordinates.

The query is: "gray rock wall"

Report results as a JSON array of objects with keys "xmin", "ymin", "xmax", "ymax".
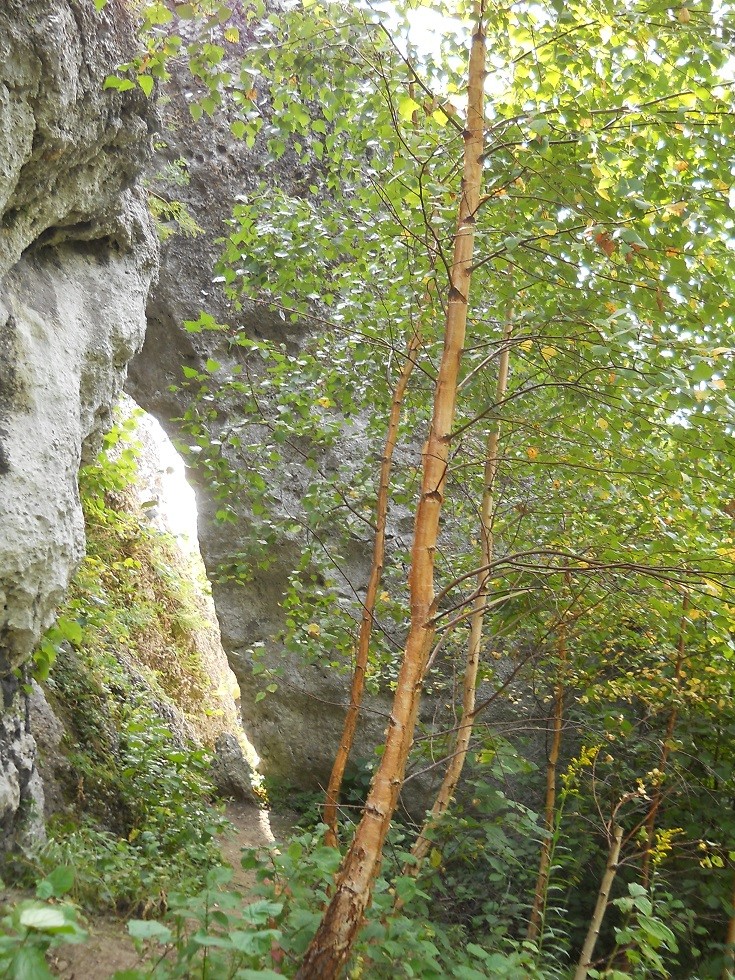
[
  {"xmin": 126, "ymin": 57, "xmax": 398, "ymax": 796},
  {"xmin": 0, "ymin": 0, "xmax": 158, "ymax": 848}
]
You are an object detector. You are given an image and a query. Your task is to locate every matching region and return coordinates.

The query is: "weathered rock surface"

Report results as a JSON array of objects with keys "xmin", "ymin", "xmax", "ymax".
[
  {"xmin": 0, "ymin": 679, "xmax": 45, "ymax": 851},
  {"xmin": 0, "ymin": 0, "xmax": 158, "ymax": 847},
  {"xmin": 126, "ymin": 60, "xmax": 400, "ymax": 795},
  {"xmin": 27, "ymin": 681, "xmax": 69, "ymax": 821},
  {"xmin": 211, "ymin": 732, "xmax": 257, "ymax": 804},
  {"xmin": 0, "ymin": 0, "xmax": 155, "ymax": 279}
]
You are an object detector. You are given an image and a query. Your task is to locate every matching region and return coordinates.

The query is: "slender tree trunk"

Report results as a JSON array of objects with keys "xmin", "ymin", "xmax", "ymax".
[
  {"xmin": 405, "ymin": 315, "xmax": 512, "ymax": 874},
  {"xmin": 574, "ymin": 825, "xmax": 623, "ymax": 980},
  {"xmin": 323, "ymin": 328, "xmax": 421, "ymax": 847},
  {"xmin": 295, "ymin": 10, "xmax": 486, "ymax": 977},
  {"xmin": 640, "ymin": 594, "xmax": 688, "ymax": 888},
  {"xmin": 527, "ymin": 621, "xmax": 567, "ymax": 942}
]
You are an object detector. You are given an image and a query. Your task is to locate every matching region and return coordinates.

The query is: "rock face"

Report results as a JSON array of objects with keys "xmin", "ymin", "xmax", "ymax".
[
  {"xmin": 126, "ymin": 59, "xmax": 398, "ymax": 796},
  {"xmin": 0, "ymin": 0, "xmax": 158, "ymax": 848},
  {"xmin": 211, "ymin": 732, "xmax": 257, "ymax": 804},
  {"xmin": 0, "ymin": 678, "xmax": 45, "ymax": 851}
]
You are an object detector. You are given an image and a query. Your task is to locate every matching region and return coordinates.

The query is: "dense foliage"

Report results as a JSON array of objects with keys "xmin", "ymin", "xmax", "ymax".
[
  {"xmin": 169, "ymin": 0, "xmax": 735, "ymax": 974},
  {"xmin": 7, "ymin": 0, "xmax": 735, "ymax": 976}
]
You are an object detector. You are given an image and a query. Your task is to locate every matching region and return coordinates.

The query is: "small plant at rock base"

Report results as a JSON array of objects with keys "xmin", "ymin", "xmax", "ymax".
[
  {"xmin": 32, "ymin": 702, "xmax": 229, "ymax": 915},
  {"xmin": 0, "ymin": 867, "xmax": 87, "ymax": 979}
]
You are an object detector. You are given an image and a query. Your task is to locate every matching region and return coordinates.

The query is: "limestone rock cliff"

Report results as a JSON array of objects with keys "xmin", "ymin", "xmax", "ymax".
[{"xmin": 0, "ymin": 0, "xmax": 158, "ymax": 846}]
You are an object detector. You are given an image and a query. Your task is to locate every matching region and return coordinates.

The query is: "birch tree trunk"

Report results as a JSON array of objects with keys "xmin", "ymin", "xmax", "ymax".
[
  {"xmin": 323, "ymin": 328, "xmax": 421, "ymax": 847},
  {"xmin": 295, "ymin": 8, "xmax": 487, "ymax": 976},
  {"xmin": 406, "ymin": 314, "xmax": 512, "ymax": 873},
  {"xmin": 527, "ymin": 622, "xmax": 567, "ymax": 942},
  {"xmin": 574, "ymin": 825, "xmax": 624, "ymax": 980}
]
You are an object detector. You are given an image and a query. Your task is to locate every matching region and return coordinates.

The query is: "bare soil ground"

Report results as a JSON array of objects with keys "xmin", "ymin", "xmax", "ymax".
[{"xmin": 45, "ymin": 804, "xmax": 295, "ymax": 979}]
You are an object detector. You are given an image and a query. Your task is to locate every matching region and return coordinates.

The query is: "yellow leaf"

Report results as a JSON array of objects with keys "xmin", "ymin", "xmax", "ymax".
[
  {"xmin": 379, "ymin": 591, "xmax": 390, "ymax": 603},
  {"xmin": 519, "ymin": 339, "xmax": 533, "ymax": 351},
  {"xmin": 526, "ymin": 447, "xmax": 539, "ymax": 460},
  {"xmin": 596, "ymin": 418, "xmax": 609, "ymax": 431},
  {"xmin": 712, "ymin": 378, "xmax": 726, "ymax": 390},
  {"xmin": 665, "ymin": 201, "xmax": 687, "ymax": 217},
  {"xmin": 398, "ymin": 96, "xmax": 422, "ymax": 122},
  {"xmin": 541, "ymin": 346, "xmax": 557, "ymax": 359},
  {"xmin": 306, "ymin": 623, "xmax": 321, "ymax": 637},
  {"xmin": 316, "ymin": 396, "xmax": 333, "ymax": 408},
  {"xmin": 430, "ymin": 848, "xmax": 442, "ymax": 868}
]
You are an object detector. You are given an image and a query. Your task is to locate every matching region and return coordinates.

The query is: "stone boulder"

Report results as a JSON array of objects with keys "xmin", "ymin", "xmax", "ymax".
[{"xmin": 211, "ymin": 732, "xmax": 257, "ymax": 804}]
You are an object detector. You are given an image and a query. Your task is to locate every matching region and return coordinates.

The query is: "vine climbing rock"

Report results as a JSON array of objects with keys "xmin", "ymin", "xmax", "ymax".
[{"xmin": 0, "ymin": 0, "xmax": 159, "ymax": 849}]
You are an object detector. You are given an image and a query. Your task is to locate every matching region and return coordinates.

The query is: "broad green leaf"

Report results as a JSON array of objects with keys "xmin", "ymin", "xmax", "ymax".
[{"xmin": 137, "ymin": 75, "xmax": 155, "ymax": 97}]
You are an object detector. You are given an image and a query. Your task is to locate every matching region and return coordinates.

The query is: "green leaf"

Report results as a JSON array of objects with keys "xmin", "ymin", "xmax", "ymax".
[
  {"xmin": 10, "ymin": 947, "xmax": 53, "ymax": 979},
  {"xmin": 37, "ymin": 866, "xmax": 74, "ymax": 899},
  {"xmin": 19, "ymin": 907, "xmax": 68, "ymax": 930},
  {"xmin": 127, "ymin": 920, "xmax": 173, "ymax": 943},
  {"xmin": 138, "ymin": 75, "xmax": 155, "ymax": 98},
  {"xmin": 240, "ymin": 900, "xmax": 283, "ymax": 925},
  {"xmin": 103, "ymin": 76, "xmax": 136, "ymax": 92},
  {"xmin": 528, "ymin": 116, "xmax": 551, "ymax": 136}
]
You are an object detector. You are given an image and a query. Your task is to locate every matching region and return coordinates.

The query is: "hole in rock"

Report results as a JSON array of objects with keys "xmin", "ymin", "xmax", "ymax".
[{"xmin": 121, "ymin": 396, "xmax": 263, "ymax": 792}]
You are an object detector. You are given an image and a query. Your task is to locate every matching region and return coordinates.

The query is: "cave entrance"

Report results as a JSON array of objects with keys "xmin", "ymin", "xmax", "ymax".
[{"xmin": 124, "ymin": 397, "xmax": 262, "ymax": 790}]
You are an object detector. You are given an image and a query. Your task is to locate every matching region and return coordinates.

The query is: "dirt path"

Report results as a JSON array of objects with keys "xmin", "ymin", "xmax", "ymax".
[{"xmin": 49, "ymin": 804, "xmax": 294, "ymax": 979}]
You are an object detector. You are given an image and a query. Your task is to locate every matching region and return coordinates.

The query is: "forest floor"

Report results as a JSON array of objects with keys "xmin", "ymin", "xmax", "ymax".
[{"xmin": 47, "ymin": 803, "xmax": 296, "ymax": 979}]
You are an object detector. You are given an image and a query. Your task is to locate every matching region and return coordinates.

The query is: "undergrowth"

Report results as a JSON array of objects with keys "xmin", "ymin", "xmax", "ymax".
[
  {"xmin": 115, "ymin": 826, "xmax": 537, "ymax": 980},
  {"xmin": 8, "ymin": 409, "xmax": 231, "ymax": 915}
]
